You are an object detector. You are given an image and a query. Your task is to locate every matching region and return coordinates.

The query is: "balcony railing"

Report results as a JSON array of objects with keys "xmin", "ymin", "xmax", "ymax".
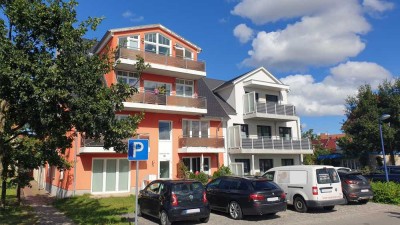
[
  {"xmin": 243, "ymin": 92, "xmax": 296, "ymax": 116},
  {"xmin": 116, "ymin": 47, "xmax": 206, "ymax": 72},
  {"xmin": 179, "ymin": 135, "xmax": 225, "ymax": 148},
  {"xmin": 230, "ymin": 136, "xmax": 311, "ymax": 151},
  {"xmin": 126, "ymin": 90, "xmax": 207, "ymax": 109},
  {"xmin": 81, "ymin": 134, "xmax": 150, "ymax": 148}
]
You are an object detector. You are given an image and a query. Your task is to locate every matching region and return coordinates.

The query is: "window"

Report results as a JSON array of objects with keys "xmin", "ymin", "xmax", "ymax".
[
  {"xmin": 159, "ymin": 121, "xmax": 171, "ymax": 140},
  {"xmin": 207, "ymin": 178, "xmax": 221, "ymax": 189},
  {"xmin": 92, "ymin": 159, "xmax": 129, "ymax": 193},
  {"xmin": 235, "ymin": 159, "xmax": 250, "ymax": 174},
  {"xmin": 182, "ymin": 120, "xmax": 209, "ymax": 138},
  {"xmin": 234, "ymin": 124, "xmax": 248, "ymax": 138},
  {"xmin": 279, "ymin": 127, "xmax": 292, "ymax": 140},
  {"xmin": 116, "ymin": 71, "xmax": 138, "ymax": 87},
  {"xmin": 316, "ymin": 168, "xmax": 340, "ymax": 184},
  {"xmin": 159, "ymin": 161, "xmax": 170, "ymax": 179},
  {"xmin": 118, "ymin": 35, "xmax": 139, "ymax": 49},
  {"xmin": 255, "ymin": 93, "xmax": 259, "ymax": 102},
  {"xmin": 144, "ymin": 81, "xmax": 171, "ymax": 95},
  {"xmin": 257, "ymin": 125, "xmax": 271, "ymax": 138},
  {"xmin": 266, "ymin": 94, "xmax": 278, "ymax": 103},
  {"xmin": 175, "ymin": 44, "xmax": 193, "ymax": 60},
  {"xmin": 252, "ymin": 180, "xmax": 280, "ymax": 191},
  {"xmin": 176, "ymin": 79, "xmax": 194, "ymax": 97},
  {"xmin": 147, "ymin": 182, "xmax": 161, "ymax": 194},
  {"xmin": 144, "ymin": 33, "xmax": 171, "ymax": 55},
  {"xmin": 259, "ymin": 159, "xmax": 273, "ymax": 173},
  {"xmin": 263, "ymin": 171, "xmax": 275, "ymax": 181},
  {"xmin": 281, "ymin": 159, "xmax": 294, "ymax": 166},
  {"xmin": 183, "ymin": 157, "xmax": 210, "ymax": 173}
]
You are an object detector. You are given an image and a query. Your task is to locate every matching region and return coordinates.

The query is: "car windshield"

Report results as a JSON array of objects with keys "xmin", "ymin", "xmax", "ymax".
[
  {"xmin": 172, "ymin": 182, "xmax": 203, "ymax": 194},
  {"xmin": 316, "ymin": 168, "xmax": 340, "ymax": 184},
  {"xmin": 346, "ymin": 174, "xmax": 367, "ymax": 181},
  {"xmin": 251, "ymin": 180, "xmax": 279, "ymax": 191}
]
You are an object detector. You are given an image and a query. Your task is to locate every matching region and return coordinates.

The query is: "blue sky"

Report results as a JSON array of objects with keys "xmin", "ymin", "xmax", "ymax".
[{"xmin": 76, "ymin": 0, "xmax": 400, "ymax": 135}]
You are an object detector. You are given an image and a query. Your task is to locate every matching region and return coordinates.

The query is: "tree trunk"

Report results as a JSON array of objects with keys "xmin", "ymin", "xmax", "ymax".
[
  {"xmin": 16, "ymin": 183, "xmax": 21, "ymax": 205},
  {"xmin": 1, "ymin": 179, "xmax": 6, "ymax": 208}
]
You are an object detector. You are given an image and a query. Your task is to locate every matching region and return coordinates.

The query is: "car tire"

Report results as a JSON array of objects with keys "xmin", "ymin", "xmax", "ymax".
[
  {"xmin": 343, "ymin": 195, "xmax": 349, "ymax": 205},
  {"xmin": 160, "ymin": 210, "xmax": 171, "ymax": 225},
  {"xmin": 136, "ymin": 203, "xmax": 142, "ymax": 217},
  {"xmin": 229, "ymin": 201, "xmax": 243, "ymax": 220},
  {"xmin": 323, "ymin": 206, "xmax": 335, "ymax": 211},
  {"xmin": 294, "ymin": 196, "xmax": 308, "ymax": 213},
  {"xmin": 199, "ymin": 216, "xmax": 210, "ymax": 223},
  {"xmin": 359, "ymin": 199, "xmax": 369, "ymax": 204}
]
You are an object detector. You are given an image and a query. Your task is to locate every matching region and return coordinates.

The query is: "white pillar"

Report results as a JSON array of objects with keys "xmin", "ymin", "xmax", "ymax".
[
  {"xmin": 201, "ymin": 153, "xmax": 204, "ymax": 172},
  {"xmin": 251, "ymin": 154, "xmax": 255, "ymax": 175}
]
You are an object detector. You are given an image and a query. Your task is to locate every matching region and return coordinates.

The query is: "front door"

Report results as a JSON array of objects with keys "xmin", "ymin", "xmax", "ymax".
[{"xmin": 159, "ymin": 121, "xmax": 172, "ymax": 179}]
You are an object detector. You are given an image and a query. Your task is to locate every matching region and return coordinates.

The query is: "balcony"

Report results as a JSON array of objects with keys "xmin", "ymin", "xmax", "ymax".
[
  {"xmin": 178, "ymin": 135, "xmax": 225, "ymax": 153},
  {"xmin": 123, "ymin": 90, "xmax": 207, "ymax": 115},
  {"xmin": 228, "ymin": 136, "xmax": 313, "ymax": 155},
  {"xmin": 80, "ymin": 134, "xmax": 150, "ymax": 154},
  {"xmin": 115, "ymin": 47, "xmax": 206, "ymax": 79},
  {"xmin": 243, "ymin": 92, "xmax": 297, "ymax": 121}
]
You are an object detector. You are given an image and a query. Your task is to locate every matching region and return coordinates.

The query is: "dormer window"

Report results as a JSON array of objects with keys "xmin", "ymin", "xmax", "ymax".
[
  {"xmin": 144, "ymin": 33, "xmax": 171, "ymax": 55},
  {"xmin": 175, "ymin": 44, "xmax": 193, "ymax": 60},
  {"xmin": 118, "ymin": 35, "xmax": 139, "ymax": 50}
]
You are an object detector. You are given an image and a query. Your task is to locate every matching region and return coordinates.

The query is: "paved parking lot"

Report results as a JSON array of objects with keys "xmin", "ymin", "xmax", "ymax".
[{"xmin": 135, "ymin": 202, "xmax": 400, "ymax": 225}]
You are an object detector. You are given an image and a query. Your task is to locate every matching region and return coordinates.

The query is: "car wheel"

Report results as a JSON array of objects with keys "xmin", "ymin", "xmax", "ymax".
[
  {"xmin": 160, "ymin": 210, "xmax": 171, "ymax": 225},
  {"xmin": 323, "ymin": 206, "xmax": 335, "ymax": 211},
  {"xmin": 199, "ymin": 216, "xmax": 209, "ymax": 223},
  {"xmin": 359, "ymin": 199, "xmax": 369, "ymax": 204},
  {"xmin": 136, "ymin": 203, "xmax": 142, "ymax": 217},
  {"xmin": 343, "ymin": 195, "xmax": 349, "ymax": 205},
  {"xmin": 294, "ymin": 196, "xmax": 308, "ymax": 213},
  {"xmin": 229, "ymin": 201, "xmax": 243, "ymax": 220}
]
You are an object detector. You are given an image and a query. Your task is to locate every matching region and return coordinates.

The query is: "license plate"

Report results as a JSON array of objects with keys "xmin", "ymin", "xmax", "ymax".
[
  {"xmin": 321, "ymin": 189, "xmax": 332, "ymax": 193},
  {"xmin": 185, "ymin": 208, "xmax": 200, "ymax": 214},
  {"xmin": 361, "ymin": 189, "xmax": 369, "ymax": 193},
  {"xmin": 267, "ymin": 197, "xmax": 279, "ymax": 202}
]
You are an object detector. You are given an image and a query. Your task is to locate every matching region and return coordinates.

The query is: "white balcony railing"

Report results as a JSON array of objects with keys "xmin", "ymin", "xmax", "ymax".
[{"xmin": 243, "ymin": 92, "xmax": 296, "ymax": 116}]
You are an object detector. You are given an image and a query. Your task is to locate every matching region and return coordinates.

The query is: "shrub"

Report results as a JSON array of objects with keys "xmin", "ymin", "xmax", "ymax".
[
  {"xmin": 212, "ymin": 165, "xmax": 232, "ymax": 180},
  {"xmin": 188, "ymin": 171, "xmax": 209, "ymax": 185},
  {"xmin": 177, "ymin": 160, "xmax": 189, "ymax": 179},
  {"xmin": 371, "ymin": 181, "xmax": 400, "ymax": 205}
]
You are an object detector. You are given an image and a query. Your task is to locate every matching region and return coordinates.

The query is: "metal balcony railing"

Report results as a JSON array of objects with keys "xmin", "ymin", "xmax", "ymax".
[
  {"xmin": 243, "ymin": 92, "xmax": 296, "ymax": 116},
  {"xmin": 126, "ymin": 90, "xmax": 207, "ymax": 109},
  {"xmin": 81, "ymin": 133, "xmax": 150, "ymax": 148},
  {"xmin": 230, "ymin": 136, "xmax": 311, "ymax": 151},
  {"xmin": 116, "ymin": 47, "xmax": 206, "ymax": 72},
  {"xmin": 179, "ymin": 135, "xmax": 225, "ymax": 148}
]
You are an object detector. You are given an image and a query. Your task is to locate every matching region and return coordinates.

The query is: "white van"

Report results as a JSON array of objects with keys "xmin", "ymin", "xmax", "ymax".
[{"xmin": 262, "ymin": 165, "xmax": 345, "ymax": 212}]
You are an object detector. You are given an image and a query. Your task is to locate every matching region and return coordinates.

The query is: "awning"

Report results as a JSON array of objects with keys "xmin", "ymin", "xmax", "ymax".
[{"xmin": 317, "ymin": 153, "xmax": 343, "ymax": 160}]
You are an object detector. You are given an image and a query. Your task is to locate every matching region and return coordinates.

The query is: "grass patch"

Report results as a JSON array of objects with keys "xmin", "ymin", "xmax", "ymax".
[
  {"xmin": 53, "ymin": 194, "xmax": 136, "ymax": 225},
  {"xmin": 0, "ymin": 184, "xmax": 38, "ymax": 225}
]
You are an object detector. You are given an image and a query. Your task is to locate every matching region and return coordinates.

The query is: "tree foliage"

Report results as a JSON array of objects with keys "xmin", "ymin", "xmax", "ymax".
[
  {"xmin": 302, "ymin": 129, "xmax": 331, "ymax": 165},
  {"xmin": 340, "ymin": 80, "xmax": 400, "ymax": 166},
  {"xmin": 0, "ymin": 0, "xmax": 147, "ymax": 207}
]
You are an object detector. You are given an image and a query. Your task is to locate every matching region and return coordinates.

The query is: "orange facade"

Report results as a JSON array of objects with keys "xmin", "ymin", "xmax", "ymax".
[{"xmin": 43, "ymin": 25, "xmax": 225, "ymax": 197}]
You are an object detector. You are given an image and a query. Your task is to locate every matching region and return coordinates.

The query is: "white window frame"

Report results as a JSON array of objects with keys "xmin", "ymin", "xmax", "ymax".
[
  {"xmin": 175, "ymin": 44, "xmax": 193, "ymax": 60},
  {"xmin": 182, "ymin": 119, "xmax": 209, "ymax": 138},
  {"xmin": 91, "ymin": 158, "xmax": 131, "ymax": 194},
  {"xmin": 116, "ymin": 70, "xmax": 139, "ymax": 88},
  {"xmin": 144, "ymin": 81, "xmax": 172, "ymax": 95},
  {"xmin": 118, "ymin": 35, "xmax": 140, "ymax": 50},
  {"xmin": 144, "ymin": 32, "xmax": 171, "ymax": 55},
  {"xmin": 182, "ymin": 157, "xmax": 211, "ymax": 174},
  {"xmin": 176, "ymin": 79, "xmax": 194, "ymax": 97}
]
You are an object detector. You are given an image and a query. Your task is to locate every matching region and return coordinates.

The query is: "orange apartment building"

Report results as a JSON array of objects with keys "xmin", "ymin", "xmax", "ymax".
[{"xmin": 38, "ymin": 24, "xmax": 227, "ymax": 197}]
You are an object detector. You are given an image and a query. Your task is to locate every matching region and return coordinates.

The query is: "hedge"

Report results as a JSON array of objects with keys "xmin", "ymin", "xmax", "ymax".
[{"xmin": 371, "ymin": 181, "xmax": 400, "ymax": 205}]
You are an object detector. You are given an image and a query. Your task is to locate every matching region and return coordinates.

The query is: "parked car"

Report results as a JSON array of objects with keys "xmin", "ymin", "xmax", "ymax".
[
  {"xmin": 263, "ymin": 165, "xmax": 345, "ymax": 213},
  {"xmin": 138, "ymin": 180, "xmax": 210, "ymax": 225},
  {"xmin": 337, "ymin": 171, "xmax": 373, "ymax": 204},
  {"xmin": 363, "ymin": 166, "xmax": 400, "ymax": 183},
  {"xmin": 334, "ymin": 167, "xmax": 352, "ymax": 172},
  {"xmin": 205, "ymin": 176, "xmax": 286, "ymax": 220}
]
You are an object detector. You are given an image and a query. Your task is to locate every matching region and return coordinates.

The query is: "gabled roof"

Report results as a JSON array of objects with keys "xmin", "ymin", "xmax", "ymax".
[
  {"xmin": 198, "ymin": 78, "xmax": 236, "ymax": 118},
  {"xmin": 93, "ymin": 24, "xmax": 202, "ymax": 54},
  {"xmin": 213, "ymin": 67, "xmax": 288, "ymax": 92}
]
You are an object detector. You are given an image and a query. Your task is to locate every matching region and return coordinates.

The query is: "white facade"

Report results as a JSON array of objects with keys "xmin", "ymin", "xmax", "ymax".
[{"xmin": 215, "ymin": 67, "xmax": 312, "ymax": 175}]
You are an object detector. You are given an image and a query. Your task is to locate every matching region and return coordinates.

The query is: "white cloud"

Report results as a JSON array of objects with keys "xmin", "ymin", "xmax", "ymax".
[
  {"xmin": 233, "ymin": 24, "xmax": 254, "ymax": 43},
  {"xmin": 122, "ymin": 10, "xmax": 144, "ymax": 22},
  {"xmin": 363, "ymin": 0, "xmax": 394, "ymax": 13},
  {"xmin": 280, "ymin": 61, "xmax": 393, "ymax": 116},
  {"xmin": 231, "ymin": 0, "xmax": 393, "ymax": 71}
]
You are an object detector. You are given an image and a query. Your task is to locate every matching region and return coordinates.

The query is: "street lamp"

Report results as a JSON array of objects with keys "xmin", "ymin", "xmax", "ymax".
[{"xmin": 379, "ymin": 114, "xmax": 390, "ymax": 182}]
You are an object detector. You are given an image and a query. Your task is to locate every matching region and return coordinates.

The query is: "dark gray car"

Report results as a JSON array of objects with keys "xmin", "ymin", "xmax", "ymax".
[{"xmin": 338, "ymin": 171, "xmax": 373, "ymax": 204}]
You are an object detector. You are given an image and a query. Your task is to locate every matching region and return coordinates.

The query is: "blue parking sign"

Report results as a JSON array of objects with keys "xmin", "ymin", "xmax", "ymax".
[{"xmin": 128, "ymin": 139, "xmax": 149, "ymax": 161}]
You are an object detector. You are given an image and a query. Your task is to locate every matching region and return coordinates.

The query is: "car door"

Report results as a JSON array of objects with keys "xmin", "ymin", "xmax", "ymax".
[
  {"xmin": 146, "ymin": 181, "xmax": 162, "ymax": 217},
  {"xmin": 215, "ymin": 178, "xmax": 232, "ymax": 211},
  {"xmin": 316, "ymin": 168, "xmax": 342, "ymax": 201},
  {"xmin": 206, "ymin": 178, "xmax": 221, "ymax": 209}
]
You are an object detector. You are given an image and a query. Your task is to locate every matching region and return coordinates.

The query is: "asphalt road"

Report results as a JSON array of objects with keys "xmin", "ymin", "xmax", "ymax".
[{"xmin": 134, "ymin": 202, "xmax": 400, "ymax": 225}]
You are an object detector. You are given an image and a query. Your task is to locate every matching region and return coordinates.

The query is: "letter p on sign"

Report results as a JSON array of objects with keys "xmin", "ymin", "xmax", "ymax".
[{"xmin": 128, "ymin": 139, "xmax": 149, "ymax": 161}]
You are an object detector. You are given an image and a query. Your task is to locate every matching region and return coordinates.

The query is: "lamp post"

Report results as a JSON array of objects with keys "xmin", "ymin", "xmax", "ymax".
[{"xmin": 379, "ymin": 114, "xmax": 390, "ymax": 182}]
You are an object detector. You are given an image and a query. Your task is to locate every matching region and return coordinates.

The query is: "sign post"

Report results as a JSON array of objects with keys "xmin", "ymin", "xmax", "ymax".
[{"xmin": 128, "ymin": 139, "xmax": 149, "ymax": 225}]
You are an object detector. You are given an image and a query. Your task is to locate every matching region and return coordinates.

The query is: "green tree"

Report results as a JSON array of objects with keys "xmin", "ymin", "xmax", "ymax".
[
  {"xmin": 302, "ymin": 129, "xmax": 330, "ymax": 165},
  {"xmin": 0, "ymin": 0, "xmax": 147, "ymax": 207},
  {"xmin": 340, "ymin": 81, "xmax": 399, "ymax": 167}
]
